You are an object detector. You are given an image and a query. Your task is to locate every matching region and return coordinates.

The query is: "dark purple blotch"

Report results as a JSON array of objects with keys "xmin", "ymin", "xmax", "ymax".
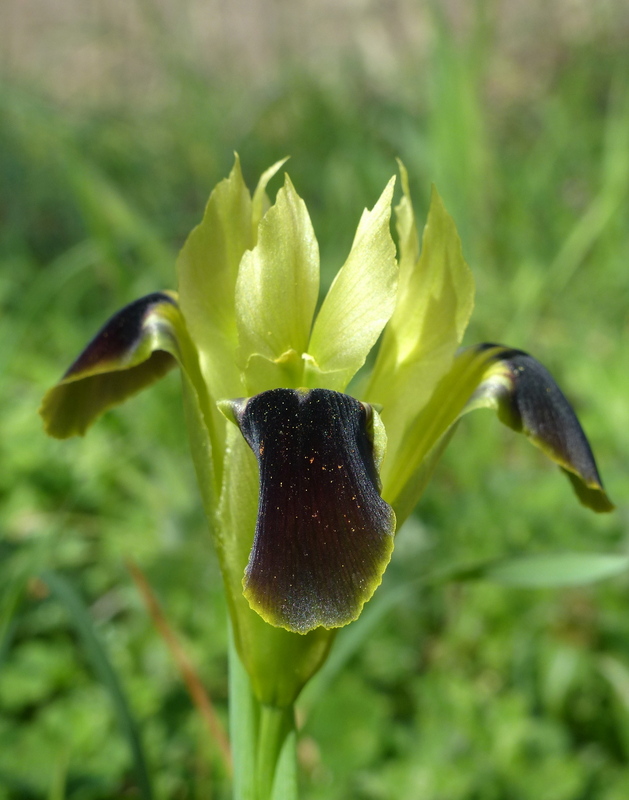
[
  {"xmin": 64, "ymin": 292, "xmax": 177, "ymax": 378},
  {"xmin": 477, "ymin": 343, "xmax": 613, "ymax": 512},
  {"xmin": 234, "ymin": 388, "xmax": 395, "ymax": 633}
]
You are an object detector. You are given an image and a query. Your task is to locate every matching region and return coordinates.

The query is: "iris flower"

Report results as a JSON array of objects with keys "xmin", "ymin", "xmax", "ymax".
[{"xmin": 40, "ymin": 158, "xmax": 612, "ymax": 712}]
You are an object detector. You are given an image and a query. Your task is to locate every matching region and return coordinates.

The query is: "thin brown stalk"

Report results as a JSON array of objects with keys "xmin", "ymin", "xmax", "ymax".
[{"xmin": 126, "ymin": 558, "xmax": 232, "ymax": 775}]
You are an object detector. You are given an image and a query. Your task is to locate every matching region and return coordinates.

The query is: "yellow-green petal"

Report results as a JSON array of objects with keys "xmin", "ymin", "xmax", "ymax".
[
  {"xmin": 251, "ymin": 157, "xmax": 290, "ymax": 237},
  {"xmin": 177, "ymin": 155, "xmax": 252, "ymax": 403},
  {"xmin": 306, "ymin": 177, "xmax": 398, "ymax": 391},
  {"xmin": 367, "ymin": 171, "xmax": 474, "ymax": 478},
  {"xmin": 236, "ymin": 174, "xmax": 319, "ymax": 391}
]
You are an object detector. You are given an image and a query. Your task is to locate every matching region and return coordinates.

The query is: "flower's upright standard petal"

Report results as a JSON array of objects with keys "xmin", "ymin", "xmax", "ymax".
[
  {"xmin": 367, "ymin": 169, "xmax": 474, "ymax": 490},
  {"xmin": 177, "ymin": 156, "xmax": 258, "ymax": 492},
  {"xmin": 236, "ymin": 174, "xmax": 320, "ymax": 392},
  {"xmin": 228, "ymin": 389, "xmax": 396, "ymax": 634},
  {"xmin": 251, "ymin": 157, "xmax": 290, "ymax": 236},
  {"xmin": 306, "ymin": 177, "xmax": 398, "ymax": 391},
  {"xmin": 385, "ymin": 343, "xmax": 613, "ymax": 521},
  {"xmin": 40, "ymin": 292, "xmax": 182, "ymax": 438},
  {"xmin": 177, "ymin": 155, "xmax": 253, "ymax": 406}
]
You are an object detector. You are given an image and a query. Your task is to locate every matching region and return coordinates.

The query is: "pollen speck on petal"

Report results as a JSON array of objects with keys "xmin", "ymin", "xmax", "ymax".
[{"xmin": 230, "ymin": 388, "xmax": 396, "ymax": 634}]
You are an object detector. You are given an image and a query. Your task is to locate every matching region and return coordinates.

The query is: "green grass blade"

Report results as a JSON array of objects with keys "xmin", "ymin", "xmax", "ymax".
[
  {"xmin": 482, "ymin": 553, "xmax": 629, "ymax": 588},
  {"xmin": 48, "ymin": 750, "xmax": 69, "ymax": 800},
  {"xmin": 0, "ymin": 577, "xmax": 24, "ymax": 669},
  {"xmin": 229, "ymin": 623, "xmax": 258, "ymax": 800},
  {"xmin": 0, "ymin": 769, "xmax": 40, "ymax": 798},
  {"xmin": 41, "ymin": 570, "xmax": 154, "ymax": 800}
]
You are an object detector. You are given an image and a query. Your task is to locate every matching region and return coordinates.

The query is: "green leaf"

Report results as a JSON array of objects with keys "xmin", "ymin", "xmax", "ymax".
[
  {"xmin": 228, "ymin": 626, "xmax": 258, "ymax": 800},
  {"xmin": 0, "ymin": 573, "xmax": 24, "ymax": 672},
  {"xmin": 369, "ymin": 176, "xmax": 474, "ymax": 503},
  {"xmin": 48, "ymin": 750, "xmax": 69, "ymax": 800},
  {"xmin": 257, "ymin": 705, "xmax": 295, "ymax": 800},
  {"xmin": 306, "ymin": 177, "xmax": 397, "ymax": 391},
  {"xmin": 270, "ymin": 729, "xmax": 298, "ymax": 800},
  {"xmin": 483, "ymin": 553, "xmax": 629, "ymax": 588},
  {"xmin": 42, "ymin": 571, "xmax": 153, "ymax": 800},
  {"xmin": 236, "ymin": 174, "xmax": 319, "ymax": 391}
]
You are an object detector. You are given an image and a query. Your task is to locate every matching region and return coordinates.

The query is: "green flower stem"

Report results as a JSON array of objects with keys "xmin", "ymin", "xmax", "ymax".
[
  {"xmin": 256, "ymin": 704, "xmax": 296, "ymax": 800},
  {"xmin": 229, "ymin": 625, "xmax": 257, "ymax": 800},
  {"xmin": 229, "ymin": 624, "xmax": 299, "ymax": 800},
  {"xmin": 270, "ymin": 727, "xmax": 298, "ymax": 800}
]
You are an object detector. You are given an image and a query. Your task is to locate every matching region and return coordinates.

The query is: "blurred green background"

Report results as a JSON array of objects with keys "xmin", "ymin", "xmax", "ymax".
[{"xmin": 1, "ymin": 0, "xmax": 628, "ymax": 797}]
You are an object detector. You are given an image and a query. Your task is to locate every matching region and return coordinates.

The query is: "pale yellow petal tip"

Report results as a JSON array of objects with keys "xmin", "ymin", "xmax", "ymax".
[{"xmin": 396, "ymin": 161, "xmax": 412, "ymax": 204}]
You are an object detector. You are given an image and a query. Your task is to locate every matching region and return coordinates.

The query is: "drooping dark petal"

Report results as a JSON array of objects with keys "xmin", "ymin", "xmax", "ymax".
[
  {"xmin": 469, "ymin": 344, "xmax": 614, "ymax": 513},
  {"xmin": 230, "ymin": 388, "xmax": 396, "ymax": 634},
  {"xmin": 383, "ymin": 343, "xmax": 613, "ymax": 521},
  {"xmin": 40, "ymin": 292, "xmax": 182, "ymax": 438}
]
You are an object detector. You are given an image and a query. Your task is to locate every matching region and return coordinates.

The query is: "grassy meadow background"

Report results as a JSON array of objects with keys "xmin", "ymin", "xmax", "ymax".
[{"xmin": 1, "ymin": 0, "xmax": 629, "ymax": 797}]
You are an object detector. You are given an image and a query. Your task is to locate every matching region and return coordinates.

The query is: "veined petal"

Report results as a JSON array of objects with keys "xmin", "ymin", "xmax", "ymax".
[
  {"xmin": 40, "ymin": 292, "xmax": 181, "ymax": 438},
  {"xmin": 366, "ymin": 170, "xmax": 474, "ymax": 472},
  {"xmin": 251, "ymin": 157, "xmax": 290, "ymax": 237},
  {"xmin": 214, "ymin": 419, "xmax": 334, "ymax": 706},
  {"xmin": 236, "ymin": 174, "xmax": 319, "ymax": 389},
  {"xmin": 383, "ymin": 344, "xmax": 613, "ymax": 522},
  {"xmin": 177, "ymin": 155, "xmax": 252, "ymax": 403},
  {"xmin": 306, "ymin": 177, "xmax": 398, "ymax": 391},
  {"xmin": 227, "ymin": 389, "xmax": 396, "ymax": 634}
]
